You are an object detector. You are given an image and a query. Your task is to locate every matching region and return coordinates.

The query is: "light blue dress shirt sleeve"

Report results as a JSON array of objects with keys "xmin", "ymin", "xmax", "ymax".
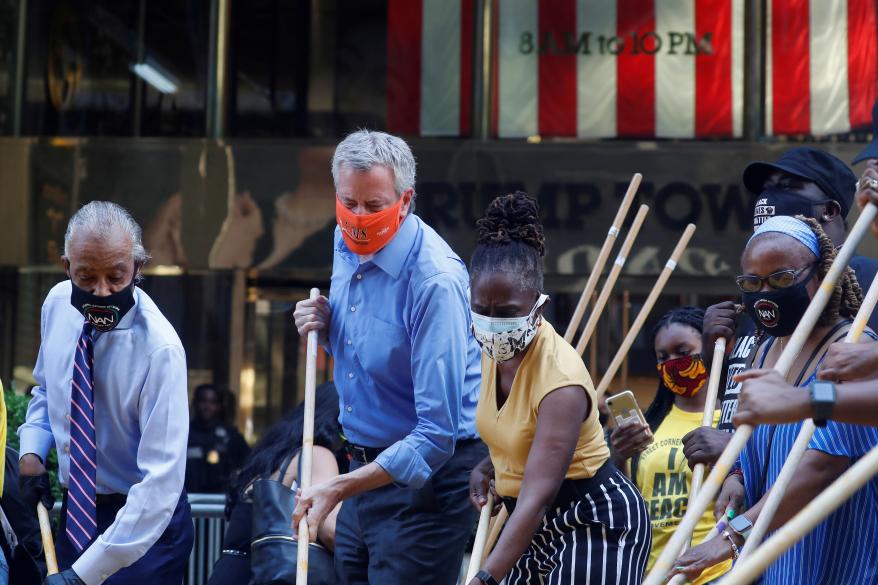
[
  {"xmin": 374, "ymin": 274, "xmax": 470, "ymax": 487},
  {"xmin": 18, "ymin": 301, "xmax": 55, "ymax": 461}
]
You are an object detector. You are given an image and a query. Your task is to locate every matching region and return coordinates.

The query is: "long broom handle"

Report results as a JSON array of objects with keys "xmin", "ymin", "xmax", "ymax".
[
  {"xmin": 595, "ymin": 223, "xmax": 696, "ymax": 401},
  {"xmin": 37, "ymin": 502, "xmax": 58, "ymax": 575},
  {"xmin": 723, "ymin": 444, "xmax": 878, "ymax": 584},
  {"xmin": 663, "ymin": 338, "xmax": 726, "ymax": 578},
  {"xmin": 688, "ymin": 339, "xmax": 727, "ymax": 518},
  {"xmin": 564, "ymin": 174, "xmax": 641, "ymax": 343},
  {"xmin": 465, "ymin": 492, "xmax": 495, "ymax": 582},
  {"xmin": 296, "ymin": 288, "xmax": 321, "ymax": 585},
  {"xmin": 575, "ymin": 205, "xmax": 650, "ymax": 356},
  {"xmin": 643, "ymin": 202, "xmax": 878, "ymax": 585},
  {"xmin": 482, "ymin": 506, "xmax": 508, "ymax": 563},
  {"xmin": 737, "ymin": 270, "xmax": 878, "ymax": 560}
]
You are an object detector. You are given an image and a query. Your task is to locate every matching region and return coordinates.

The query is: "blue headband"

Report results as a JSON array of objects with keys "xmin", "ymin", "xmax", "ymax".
[{"xmin": 748, "ymin": 215, "xmax": 820, "ymax": 257}]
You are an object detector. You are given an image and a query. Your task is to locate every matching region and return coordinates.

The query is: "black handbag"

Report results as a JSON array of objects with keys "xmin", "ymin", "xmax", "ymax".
[{"xmin": 249, "ymin": 452, "xmax": 298, "ymax": 585}]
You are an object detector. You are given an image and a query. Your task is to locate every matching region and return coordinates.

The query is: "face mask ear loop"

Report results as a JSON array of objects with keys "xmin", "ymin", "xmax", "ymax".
[{"xmin": 529, "ymin": 293, "xmax": 550, "ymax": 327}]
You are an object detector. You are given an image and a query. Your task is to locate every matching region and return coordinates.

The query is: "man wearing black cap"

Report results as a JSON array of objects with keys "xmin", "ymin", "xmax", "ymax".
[{"xmin": 681, "ymin": 147, "xmax": 878, "ymax": 469}]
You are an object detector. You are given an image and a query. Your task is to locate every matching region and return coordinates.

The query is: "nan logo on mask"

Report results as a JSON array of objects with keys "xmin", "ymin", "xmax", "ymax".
[
  {"xmin": 754, "ymin": 299, "xmax": 780, "ymax": 328},
  {"xmin": 82, "ymin": 303, "xmax": 121, "ymax": 331}
]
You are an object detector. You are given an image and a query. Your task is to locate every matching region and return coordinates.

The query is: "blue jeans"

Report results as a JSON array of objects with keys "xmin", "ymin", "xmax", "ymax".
[{"xmin": 334, "ymin": 439, "xmax": 487, "ymax": 585}]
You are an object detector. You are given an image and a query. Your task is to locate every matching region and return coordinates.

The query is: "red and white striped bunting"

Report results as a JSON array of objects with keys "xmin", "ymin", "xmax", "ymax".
[
  {"xmin": 493, "ymin": 0, "xmax": 745, "ymax": 138},
  {"xmin": 766, "ymin": 0, "xmax": 878, "ymax": 136},
  {"xmin": 387, "ymin": 0, "xmax": 475, "ymax": 137}
]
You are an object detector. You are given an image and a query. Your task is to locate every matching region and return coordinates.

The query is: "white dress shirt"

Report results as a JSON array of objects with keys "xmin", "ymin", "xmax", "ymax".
[{"xmin": 19, "ymin": 281, "xmax": 189, "ymax": 584}]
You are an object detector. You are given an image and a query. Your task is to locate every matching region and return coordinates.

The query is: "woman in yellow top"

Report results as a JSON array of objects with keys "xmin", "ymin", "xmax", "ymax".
[
  {"xmin": 609, "ymin": 307, "xmax": 731, "ymax": 584},
  {"xmin": 466, "ymin": 192, "xmax": 650, "ymax": 585}
]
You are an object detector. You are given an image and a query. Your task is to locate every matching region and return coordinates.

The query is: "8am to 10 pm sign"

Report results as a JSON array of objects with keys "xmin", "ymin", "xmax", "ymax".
[
  {"xmin": 386, "ymin": 0, "xmax": 878, "ymax": 140},
  {"xmin": 492, "ymin": 0, "xmax": 745, "ymax": 139}
]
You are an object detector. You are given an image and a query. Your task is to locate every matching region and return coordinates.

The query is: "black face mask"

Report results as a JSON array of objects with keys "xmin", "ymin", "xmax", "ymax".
[
  {"xmin": 70, "ymin": 279, "xmax": 136, "ymax": 332},
  {"xmin": 742, "ymin": 266, "xmax": 816, "ymax": 338},
  {"xmin": 753, "ymin": 189, "xmax": 830, "ymax": 230}
]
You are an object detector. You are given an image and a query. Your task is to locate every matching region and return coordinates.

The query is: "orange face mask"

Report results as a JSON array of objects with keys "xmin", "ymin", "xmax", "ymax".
[{"xmin": 335, "ymin": 195, "xmax": 407, "ymax": 255}]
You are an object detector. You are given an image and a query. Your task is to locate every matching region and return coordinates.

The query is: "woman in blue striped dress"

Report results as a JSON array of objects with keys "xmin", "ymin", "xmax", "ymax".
[{"xmin": 669, "ymin": 215, "xmax": 878, "ymax": 584}]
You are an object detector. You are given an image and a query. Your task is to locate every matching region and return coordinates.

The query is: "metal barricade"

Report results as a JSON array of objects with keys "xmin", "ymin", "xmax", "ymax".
[{"xmin": 185, "ymin": 493, "xmax": 228, "ymax": 585}]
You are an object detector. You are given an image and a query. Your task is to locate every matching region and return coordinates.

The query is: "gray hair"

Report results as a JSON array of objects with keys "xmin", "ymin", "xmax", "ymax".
[
  {"xmin": 331, "ymin": 130, "xmax": 417, "ymax": 203},
  {"xmin": 64, "ymin": 201, "xmax": 151, "ymax": 264}
]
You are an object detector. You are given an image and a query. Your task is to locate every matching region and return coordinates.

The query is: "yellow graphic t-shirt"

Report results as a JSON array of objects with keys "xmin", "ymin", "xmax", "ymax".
[{"xmin": 636, "ymin": 405, "xmax": 731, "ymax": 585}]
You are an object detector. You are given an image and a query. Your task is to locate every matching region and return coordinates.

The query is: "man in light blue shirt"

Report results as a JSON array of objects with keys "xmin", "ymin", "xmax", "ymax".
[
  {"xmin": 18, "ymin": 201, "xmax": 192, "ymax": 585},
  {"xmin": 293, "ymin": 130, "xmax": 484, "ymax": 584}
]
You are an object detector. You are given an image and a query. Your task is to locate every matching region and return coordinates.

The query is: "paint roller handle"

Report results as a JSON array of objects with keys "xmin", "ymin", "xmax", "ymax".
[{"xmin": 37, "ymin": 501, "xmax": 59, "ymax": 576}]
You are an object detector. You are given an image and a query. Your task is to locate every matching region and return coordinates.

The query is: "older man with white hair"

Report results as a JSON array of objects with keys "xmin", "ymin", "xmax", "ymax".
[
  {"xmin": 18, "ymin": 201, "xmax": 192, "ymax": 585},
  {"xmin": 293, "ymin": 130, "xmax": 484, "ymax": 584}
]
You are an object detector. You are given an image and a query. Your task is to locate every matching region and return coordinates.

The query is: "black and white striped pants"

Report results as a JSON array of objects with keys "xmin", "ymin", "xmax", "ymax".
[{"xmin": 504, "ymin": 462, "xmax": 651, "ymax": 585}]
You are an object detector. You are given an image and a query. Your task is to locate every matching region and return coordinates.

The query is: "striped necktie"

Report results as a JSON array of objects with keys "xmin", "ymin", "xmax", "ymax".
[{"xmin": 68, "ymin": 322, "xmax": 97, "ymax": 552}]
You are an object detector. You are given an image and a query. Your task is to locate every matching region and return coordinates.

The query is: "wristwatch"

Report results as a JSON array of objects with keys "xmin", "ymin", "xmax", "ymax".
[
  {"xmin": 809, "ymin": 380, "xmax": 837, "ymax": 427},
  {"xmin": 474, "ymin": 570, "xmax": 500, "ymax": 585},
  {"xmin": 729, "ymin": 514, "xmax": 753, "ymax": 540}
]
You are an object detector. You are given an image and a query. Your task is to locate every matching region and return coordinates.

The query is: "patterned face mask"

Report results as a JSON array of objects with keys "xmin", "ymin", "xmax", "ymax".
[
  {"xmin": 471, "ymin": 294, "xmax": 549, "ymax": 362},
  {"xmin": 656, "ymin": 354, "xmax": 708, "ymax": 398}
]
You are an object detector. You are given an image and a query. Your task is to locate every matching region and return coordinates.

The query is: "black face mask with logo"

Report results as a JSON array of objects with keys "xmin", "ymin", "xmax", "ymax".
[
  {"xmin": 70, "ymin": 279, "xmax": 136, "ymax": 332},
  {"xmin": 753, "ymin": 189, "xmax": 830, "ymax": 230},
  {"xmin": 742, "ymin": 266, "xmax": 816, "ymax": 338}
]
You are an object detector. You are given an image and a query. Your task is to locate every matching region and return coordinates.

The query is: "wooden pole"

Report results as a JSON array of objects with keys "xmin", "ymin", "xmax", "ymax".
[
  {"xmin": 296, "ymin": 288, "xmax": 321, "ymax": 584},
  {"xmin": 564, "ymin": 173, "xmax": 641, "ymax": 343},
  {"xmin": 722, "ymin": 445, "xmax": 878, "ymax": 584},
  {"xmin": 576, "ymin": 205, "xmax": 650, "ymax": 356},
  {"xmin": 596, "ymin": 224, "xmax": 697, "ymax": 401},
  {"xmin": 465, "ymin": 492, "xmax": 494, "ymax": 581},
  {"xmin": 737, "ymin": 270, "xmax": 878, "ymax": 560},
  {"xmin": 588, "ymin": 292, "xmax": 598, "ymax": 370},
  {"xmin": 663, "ymin": 341, "xmax": 728, "ymax": 584},
  {"xmin": 482, "ymin": 507, "xmax": 508, "ymax": 563},
  {"xmin": 621, "ymin": 290, "xmax": 630, "ymax": 389},
  {"xmin": 37, "ymin": 502, "xmax": 58, "ymax": 575},
  {"xmin": 688, "ymin": 338, "xmax": 726, "ymax": 527},
  {"xmin": 589, "ymin": 318, "xmax": 598, "ymax": 373},
  {"xmin": 643, "ymin": 203, "xmax": 878, "ymax": 585}
]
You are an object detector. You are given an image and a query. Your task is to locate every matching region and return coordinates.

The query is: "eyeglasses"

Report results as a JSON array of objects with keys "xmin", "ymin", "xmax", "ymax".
[{"xmin": 735, "ymin": 264, "xmax": 815, "ymax": 293}]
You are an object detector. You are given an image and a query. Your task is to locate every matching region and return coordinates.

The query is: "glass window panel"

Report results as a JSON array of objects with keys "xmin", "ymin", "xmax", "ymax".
[
  {"xmin": 0, "ymin": 0, "xmax": 17, "ymax": 135},
  {"xmin": 139, "ymin": 0, "xmax": 208, "ymax": 136},
  {"xmin": 228, "ymin": 0, "xmax": 309, "ymax": 137},
  {"xmin": 21, "ymin": 0, "xmax": 207, "ymax": 137},
  {"xmin": 230, "ymin": 0, "xmax": 476, "ymax": 138}
]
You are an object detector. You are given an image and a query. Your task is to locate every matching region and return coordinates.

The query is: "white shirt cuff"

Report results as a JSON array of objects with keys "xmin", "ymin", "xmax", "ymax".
[
  {"xmin": 72, "ymin": 540, "xmax": 116, "ymax": 585},
  {"xmin": 18, "ymin": 428, "xmax": 54, "ymax": 463}
]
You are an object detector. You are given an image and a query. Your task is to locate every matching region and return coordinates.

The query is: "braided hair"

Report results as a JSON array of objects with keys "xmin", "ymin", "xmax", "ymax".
[
  {"xmin": 471, "ymin": 191, "xmax": 546, "ymax": 293},
  {"xmin": 643, "ymin": 306, "xmax": 706, "ymax": 433},
  {"xmin": 798, "ymin": 217, "xmax": 863, "ymax": 325}
]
